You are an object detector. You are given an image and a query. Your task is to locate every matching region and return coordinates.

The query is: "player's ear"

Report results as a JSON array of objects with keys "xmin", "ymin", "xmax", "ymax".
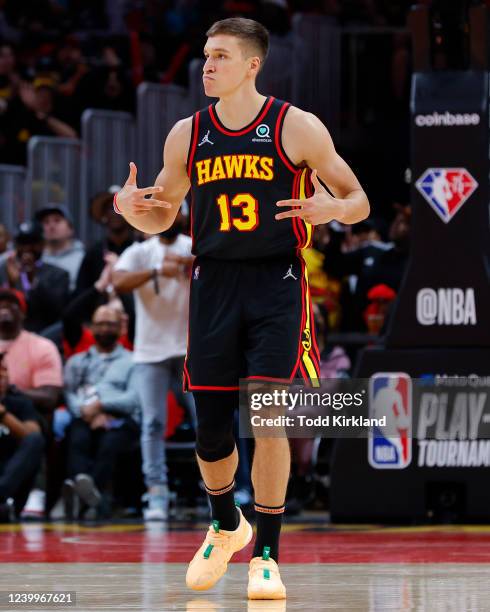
[{"xmin": 249, "ymin": 56, "xmax": 261, "ymax": 75}]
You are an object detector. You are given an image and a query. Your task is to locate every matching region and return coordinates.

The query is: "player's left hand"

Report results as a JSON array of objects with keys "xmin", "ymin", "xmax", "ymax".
[{"xmin": 275, "ymin": 169, "xmax": 344, "ymax": 225}]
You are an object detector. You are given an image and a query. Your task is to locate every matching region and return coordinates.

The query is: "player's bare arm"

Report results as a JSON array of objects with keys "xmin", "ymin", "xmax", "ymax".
[
  {"xmin": 276, "ymin": 107, "xmax": 370, "ymax": 225},
  {"xmin": 116, "ymin": 117, "xmax": 192, "ymax": 234}
]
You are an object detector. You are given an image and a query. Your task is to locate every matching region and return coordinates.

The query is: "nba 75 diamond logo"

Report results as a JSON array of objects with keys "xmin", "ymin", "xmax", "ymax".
[{"xmin": 415, "ymin": 168, "xmax": 478, "ymax": 223}]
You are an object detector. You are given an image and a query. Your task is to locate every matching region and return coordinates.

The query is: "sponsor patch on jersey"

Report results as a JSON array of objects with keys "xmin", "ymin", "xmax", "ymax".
[{"xmin": 252, "ymin": 123, "xmax": 272, "ymax": 143}]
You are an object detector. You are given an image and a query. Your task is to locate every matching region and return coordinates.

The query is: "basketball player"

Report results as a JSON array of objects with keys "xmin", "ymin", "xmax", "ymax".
[{"xmin": 114, "ymin": 17, "xmax": 369, "ymax": 600}]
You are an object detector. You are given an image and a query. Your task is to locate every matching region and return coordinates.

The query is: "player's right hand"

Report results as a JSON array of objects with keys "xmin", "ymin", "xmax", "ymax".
[{"xmin": 116, "ymin": 162, "xmax": 172, "ymax": 216}]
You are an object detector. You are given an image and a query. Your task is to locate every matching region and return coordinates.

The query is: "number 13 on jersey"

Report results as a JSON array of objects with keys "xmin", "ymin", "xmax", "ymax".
[{"xmin": 216, "ymin": 193, "xmax": 259, "ymax": 232}]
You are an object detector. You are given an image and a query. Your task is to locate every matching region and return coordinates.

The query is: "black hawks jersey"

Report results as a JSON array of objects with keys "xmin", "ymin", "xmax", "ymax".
[{"xmin": 186, "ymin": 96, "xmax": 313, "ymax": 260}]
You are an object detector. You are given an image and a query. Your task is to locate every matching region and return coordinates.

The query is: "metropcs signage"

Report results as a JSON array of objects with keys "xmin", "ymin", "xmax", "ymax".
[{"xmin": 415, "ymin": 111, "xmax": 480, "ymax": 127}]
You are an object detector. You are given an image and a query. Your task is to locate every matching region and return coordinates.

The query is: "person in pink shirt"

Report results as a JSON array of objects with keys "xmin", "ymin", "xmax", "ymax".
[{"xmin": 0, "ymin": 288, "xmax": 62, "ymax": 415}]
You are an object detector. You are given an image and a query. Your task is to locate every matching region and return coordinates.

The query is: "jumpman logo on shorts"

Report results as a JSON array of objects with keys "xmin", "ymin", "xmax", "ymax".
[
  {"xmin": 283, "ymin": 265, "xmax": 298, "ymax": 280},
  {"xmin": 198, "ymin": 130, "xmax": 214, "ymax": 147}
]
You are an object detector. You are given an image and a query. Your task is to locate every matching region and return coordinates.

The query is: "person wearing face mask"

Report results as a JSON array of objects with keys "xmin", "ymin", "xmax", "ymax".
[
  {"xmin": 62, "ymin": 305, "xmax": 140, "ymax": 519},
  {"xmin": 0, "ymin": 288, "xmax": 63, "ymax": 415},
  {"xmin": 0, "ymin": 222, "xmax": 70, "ymax": 334},
  {"xmin": 113, "ymin": 207, "xmax": 195, "ymax": 521}
]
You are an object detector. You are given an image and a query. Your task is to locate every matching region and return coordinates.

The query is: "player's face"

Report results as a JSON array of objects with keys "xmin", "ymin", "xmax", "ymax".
[{"xmin": 203, "ymin": 35, "xmax": 257, "ymax": 97}]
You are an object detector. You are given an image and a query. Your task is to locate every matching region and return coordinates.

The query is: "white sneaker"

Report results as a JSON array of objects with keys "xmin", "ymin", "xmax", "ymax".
[
  {"xmin": 74, "ymin": 474, "xmax": 101, "ymax": 508},
  {"xmin": 143, "ymin": 485, "xmax": 169, "ymax": 521},
  {"xmin": 49, "ymin": 497, "xmax": 65, "ymax": 520},
  {"xmin": 20, "ymin": 488, "xmax": 46, "ymax": 519}
]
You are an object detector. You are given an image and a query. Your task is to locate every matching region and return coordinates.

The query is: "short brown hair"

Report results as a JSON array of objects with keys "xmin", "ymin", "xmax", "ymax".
[{"xmin": 206, "ymin": 18, "xmax": 269, "ymax": 65}]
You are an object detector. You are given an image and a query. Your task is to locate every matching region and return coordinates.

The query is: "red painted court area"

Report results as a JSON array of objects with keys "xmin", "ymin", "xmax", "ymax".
[{"xmin": 2, "ymin": 523, "xmax": 490, "ymax": 564}]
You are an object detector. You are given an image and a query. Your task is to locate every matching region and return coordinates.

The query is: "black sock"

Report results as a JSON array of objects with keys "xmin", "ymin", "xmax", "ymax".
[
  {"xmin": 252, "ymin": 502, "xmax": 285, "ymax": 562},
  {"xmin": 205, "ymin": 480, "xmax": 239, "ymax": 530}
]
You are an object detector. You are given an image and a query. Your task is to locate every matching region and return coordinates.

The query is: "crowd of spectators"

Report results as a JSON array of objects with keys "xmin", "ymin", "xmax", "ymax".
[
  {"xmin": 0, "ymin": 0, "xmax": 413, "ymax": 164},
  {"xmin": 0, "ymin": 184, "xmax": 411, "ymax": 522},
  {"xmin": 0, "ymin": 0, "xmax": 415, "ymax": 522}
]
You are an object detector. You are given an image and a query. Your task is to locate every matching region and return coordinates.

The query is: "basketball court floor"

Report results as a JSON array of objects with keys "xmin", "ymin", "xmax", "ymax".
[{"xmin": 2, "ymin": 520, "xmax": 490, "ymax": 611}]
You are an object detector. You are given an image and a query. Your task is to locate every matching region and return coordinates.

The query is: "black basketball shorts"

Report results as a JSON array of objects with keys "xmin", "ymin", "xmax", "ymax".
[{"xmin": 183, "ymin": 255, "xmax": 321, "ymax": 391}]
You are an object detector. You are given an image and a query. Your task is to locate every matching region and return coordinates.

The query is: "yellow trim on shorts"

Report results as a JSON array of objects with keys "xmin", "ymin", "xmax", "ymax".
[{"xmin": 301, "ymin": 266, "xmax": 320, "ymax": 388}]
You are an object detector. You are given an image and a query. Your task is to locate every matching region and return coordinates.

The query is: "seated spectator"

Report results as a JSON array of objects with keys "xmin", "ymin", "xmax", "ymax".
[
  {"xmin": 75, "ymin": 187, "xmax": 134, "ymax": 296},
  {"xmin": 0, "ymin": 360, "xmax": 44, "ymax": 522},
  {"xmin": 63, "ymin": 305, "xmax": 140, "ymax": 519},
  {"xmin": 0, "ymin": 222, "xmax": 70, "ymax": 335},
  {"xmin": 0, "ymin": 288, "xmax": 62, "ymax": 415},
  {"xmin": 62, "ymin": 254, "xmax": 133, "ymax": 359},
  {"xmin": 35, "ymin": 204, "xmax": 85, "ymax": 291}
]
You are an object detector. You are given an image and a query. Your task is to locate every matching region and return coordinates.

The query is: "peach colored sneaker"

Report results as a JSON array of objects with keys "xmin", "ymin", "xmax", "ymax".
[
  {"xmin": 186, "ymin": 508, "xmax": 253, "ymax": 591},
  {"xmin": 247, "ymin": 547, "xmax": 286, "ymax": 600},
  {"xmin": 247, "ymin": 600, "xmax": 286, "ymax": 611}
]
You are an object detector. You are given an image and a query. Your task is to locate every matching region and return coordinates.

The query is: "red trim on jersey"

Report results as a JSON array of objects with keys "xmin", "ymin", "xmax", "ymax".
[
  {"xmin": 183, "ymin": 357, "xmax": 191, "ymax": 391},
  {"xmin": 297, "ymin": 217, "xmax": 307, "ymax": 247},
  {"xmin": 186, "ymin": 111, "xmax": 200, "ymax": 177},
  {"xmin": 189, "ymin": 189, "xmax": 195, "ymax": 250},
  {"xmin": 274, "ymin": 102, "xmax": 299, "ymax": 174},
  {"xmin": 208, "ymin": 97, "xmax": 275, "ymax": 136},
  {"xmin": 289, "ymin": 171, "xmax": 302, "ymax": 248}
]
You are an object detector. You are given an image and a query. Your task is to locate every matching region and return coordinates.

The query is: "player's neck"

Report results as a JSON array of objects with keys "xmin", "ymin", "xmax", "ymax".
[{"xmin": 215, "ymin": 88, "xmax": 267, "ymax": 131}]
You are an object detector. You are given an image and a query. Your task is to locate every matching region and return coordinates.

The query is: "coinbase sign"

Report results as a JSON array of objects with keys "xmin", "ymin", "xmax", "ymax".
[{"xmin": 415, "ymin": 111, "xmax": 480, "ymax": 127}]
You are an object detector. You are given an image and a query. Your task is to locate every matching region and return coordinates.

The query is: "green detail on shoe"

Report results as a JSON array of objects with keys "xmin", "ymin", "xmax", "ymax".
[
  {"xmin": 263, "ymin": 569, "xmax": 270, "ymax": 580},
  {"xmin": 262, "ymin": 546, "xmax": 271, "ymax": 561},
  {"xmin": 235, "ymin": 500, "xmax": 240, "ymax": 507},
  {"xmin": 203, "ymin": 544, "xmax": 214, "ymax": 559},
  {"xmin": 212, "ymin": 520, "xmax": 220, "ymax": 533}
]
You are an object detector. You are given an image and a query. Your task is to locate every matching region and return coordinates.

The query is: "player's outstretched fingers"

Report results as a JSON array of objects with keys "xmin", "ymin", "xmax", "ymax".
[
  {"xmin": 276, "ymin": 198, "xmax": 303, "ymax": 208},
  {"xmin": 137, "ymin": 186, "xmax": 164, "ymax": 197},
  {"xmin": 275, "ymin": 197, "xmax": 307, "ymax": 220},
  {"xmin": 134, "ymin": 198, "xmax": 172, "ymax": 209},
  {"xmin": 126, "ymin": 162, "xmax": 138, "ymax": 186}
]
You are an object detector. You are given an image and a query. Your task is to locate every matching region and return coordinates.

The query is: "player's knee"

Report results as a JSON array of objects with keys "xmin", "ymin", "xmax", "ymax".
[
  {"xmin": 195, "ymin": 427, "xmax": 235, "ymax": 462},
  {"xmin": 194, "ymin": 391, "xmax": 237, "ymax": 462}
]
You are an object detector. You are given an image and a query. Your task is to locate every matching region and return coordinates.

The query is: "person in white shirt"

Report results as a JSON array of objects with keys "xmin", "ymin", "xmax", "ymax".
[{"xmin": 113, "ymin": 210, "xmax": 195, "ymax": 520}]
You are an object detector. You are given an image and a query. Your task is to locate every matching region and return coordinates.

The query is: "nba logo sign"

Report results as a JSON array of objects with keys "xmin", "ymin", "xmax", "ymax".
[
  {"xmin": 368, "ymin": 373, "xmax": 412, "ymax": 469},
  {"xmin": 415, "ymin": 168, "xmax": 478, "ymax": 223}
]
